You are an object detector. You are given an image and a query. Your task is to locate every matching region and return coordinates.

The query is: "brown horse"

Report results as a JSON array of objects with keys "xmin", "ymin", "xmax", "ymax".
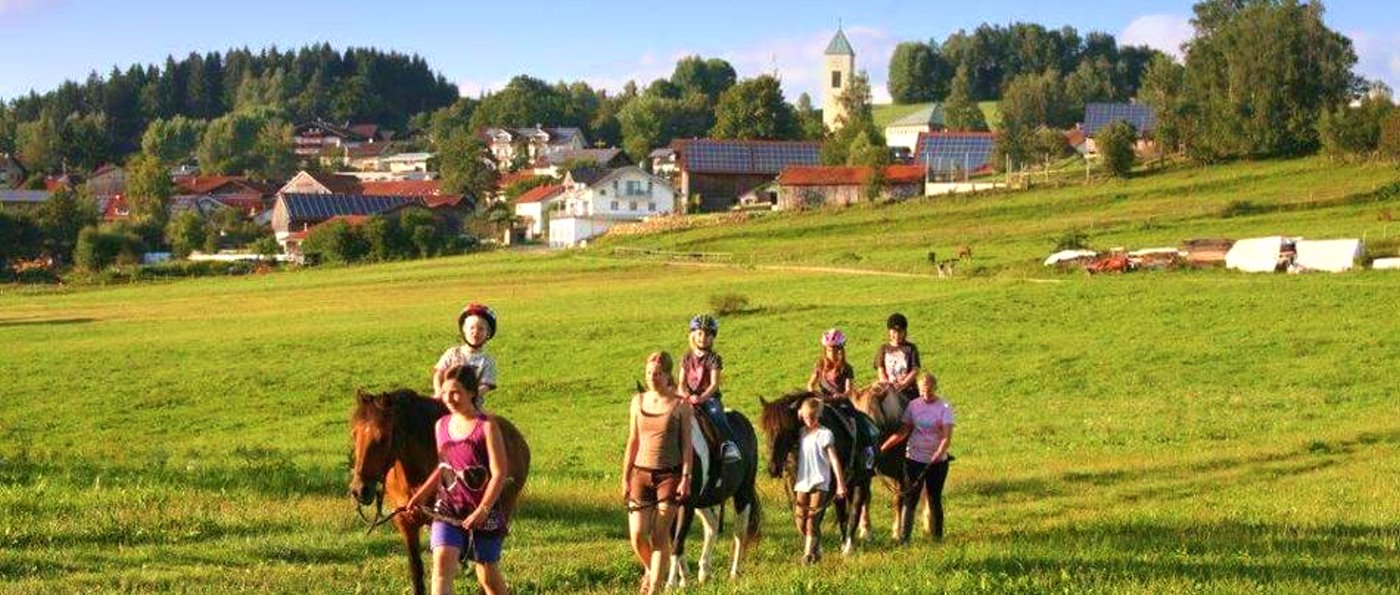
[
  {"xmin": 850, "ymin": 383, "xmax": 915, "ymax": 540},
  {"xmin": 349, "ymin": 388, "xmax": 531, "ymax": 595}
]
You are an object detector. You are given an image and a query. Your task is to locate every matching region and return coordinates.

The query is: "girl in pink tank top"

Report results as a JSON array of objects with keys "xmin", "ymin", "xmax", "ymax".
[{"xmin": 407, "ymin": 364, "xmax": 510, "ymax": 595}]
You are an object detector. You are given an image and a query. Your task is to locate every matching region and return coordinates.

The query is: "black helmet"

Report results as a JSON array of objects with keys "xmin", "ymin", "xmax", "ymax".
[
  {"xmin": 886, "ymin": 312, "xmax": 908, "ymax": 331},
  {"xmin": 458, "ymin": 303, "xmax": 497, "ymax": 342},
  {"xmin": 688, "ymin": 314, "xmax": 719, "ymax": 335}
]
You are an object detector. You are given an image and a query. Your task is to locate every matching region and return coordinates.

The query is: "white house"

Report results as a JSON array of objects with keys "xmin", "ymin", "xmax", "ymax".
[
  {"xmin": 484, "ymin": 126, "xmax": 586, "ymax": 167},
  {"xmin": 884, "ymin": 105, "xmax": 946, "ymax": 152},
  {"xmin": 513, "ymin": 184, "xmax": 566, "ymax": 240},
  {"xmin": 548, "ymin": 166, "xmax": 676, "ymax": 247}
]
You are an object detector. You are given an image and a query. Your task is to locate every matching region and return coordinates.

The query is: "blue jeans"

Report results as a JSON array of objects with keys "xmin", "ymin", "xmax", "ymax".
[{"xmin": 699, "ymin": 396, "xmax": 735, "ymax": 443}]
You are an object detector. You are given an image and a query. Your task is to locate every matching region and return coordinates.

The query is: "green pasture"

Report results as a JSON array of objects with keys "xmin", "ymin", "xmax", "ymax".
[
  {"xmin": 600, "ymin": 157, "xmax": 1400, "ymax": 275},
  {"xmin": 2, "ymin": 157, "xmax": 1398, "ymax": 593},
  {"xmin": 872, "ymin": 101, "xmax": 1002, "ymax": 130}
]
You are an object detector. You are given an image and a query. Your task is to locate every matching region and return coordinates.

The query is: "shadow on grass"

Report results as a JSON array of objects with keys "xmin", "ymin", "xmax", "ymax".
[
  {"xmin": 0, "ymin": 317, "xmax": 97, "ymax": 328},
  {"xmin": 960, "ymin": 519, "xmax": 1398, "ymax": 588}
]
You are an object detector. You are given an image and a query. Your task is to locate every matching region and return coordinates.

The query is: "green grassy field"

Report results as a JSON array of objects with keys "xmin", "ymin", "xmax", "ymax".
[
  {"xmin": 873, "ymin": 101, "xmax": 1002, "ymax": 130},
  {"xmin": 2, "ymin": 157, "xmax": 1398, "ymax": 594}
]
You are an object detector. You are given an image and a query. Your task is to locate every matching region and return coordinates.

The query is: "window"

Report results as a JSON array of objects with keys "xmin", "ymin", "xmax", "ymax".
[
  {"xmin": 648, "ymin": 202, "xmax": 656, "ymax": 212},
  {"xmin": 629, "ymin": 202, "xmax": 637, "ymax": 211},
  {"xmin": 831, "ymin": 70, "xmax": 842, "ymax": 88},
  {"xmin": 610, "ymin": 201, "xmax": 619, "ymax": 210}
]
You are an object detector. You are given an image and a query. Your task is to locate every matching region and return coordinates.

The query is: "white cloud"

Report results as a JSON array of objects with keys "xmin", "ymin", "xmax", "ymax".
[
  {"xmin": 718, "ymin": 25, "xmax": 898, "ymax": 104},
  {"xmin": 1120, "ymin": 14, "xmax": 1193, "ymax": 59},
  {"xmin": 1348, "ymin": 30, "xmax": 1400, "ymax": 92}
]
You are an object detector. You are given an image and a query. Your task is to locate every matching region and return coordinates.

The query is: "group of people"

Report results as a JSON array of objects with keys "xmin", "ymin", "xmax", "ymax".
[{"xmin": 406, "ymin": 303, "xmax": 955, "ymax": 594}]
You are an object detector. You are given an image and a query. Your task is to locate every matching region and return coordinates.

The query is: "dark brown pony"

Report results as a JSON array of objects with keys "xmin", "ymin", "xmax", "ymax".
[
  {"xmin": 349, "ymin": 388, "xmax": 531, "ymax": 595},
  {"xmin": 759, "ymin": 390, "xmax": 873, "ymax": 556}
]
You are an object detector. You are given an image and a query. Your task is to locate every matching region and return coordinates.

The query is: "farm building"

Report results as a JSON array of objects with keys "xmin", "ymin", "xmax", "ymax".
[
  {"xmin": 775, "ymin": 164, "xmax": 925, "ymax": 209},
  {"xmin": 671, "ymin": 139, "xmax": 821, "ymax": 213},
  {"xmin": 884, "ymin": 105, "xmax": 946, "ymax": 152},
  {"xmin": 271, "ymin": 193, "xmax": 424, "ymax": 248},
  {"xmin": 915, "ymin": 131, "xmax": 998, "ymax": 181},
  {"xmin": 1082, "ymin": 103, "xmax": 1158, "ymax": 154}
]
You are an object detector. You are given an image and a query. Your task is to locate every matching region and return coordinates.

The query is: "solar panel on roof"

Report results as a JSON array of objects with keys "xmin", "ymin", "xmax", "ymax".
[
  {"xmin": 917, "ymin": 135, "xmax": 995, "ymax": 174},
  {"xmin": 682, "ymin": 141, "xmax": 819, "ymax": 174},
  {"xmin": 1084, "ymin": 103, "xmax": 1155, "ymax": 136}
]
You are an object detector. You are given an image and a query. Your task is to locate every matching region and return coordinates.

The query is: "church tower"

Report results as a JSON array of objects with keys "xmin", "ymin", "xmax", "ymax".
[{"xmin": 821, "ymin": 27, "xmax": 855, "ymax": 131}]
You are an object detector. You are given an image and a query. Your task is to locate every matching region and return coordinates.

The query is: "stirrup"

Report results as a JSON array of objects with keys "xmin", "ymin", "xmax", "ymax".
[{"xmin": 720, "ymin": 441, "xmax": 742, "ymax": 463}]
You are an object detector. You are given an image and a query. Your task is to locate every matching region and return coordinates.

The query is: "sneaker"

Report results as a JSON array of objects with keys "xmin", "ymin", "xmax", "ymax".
[{"xmin": 720, "ymin": 441, "xmax": 742, "ymax": 463}]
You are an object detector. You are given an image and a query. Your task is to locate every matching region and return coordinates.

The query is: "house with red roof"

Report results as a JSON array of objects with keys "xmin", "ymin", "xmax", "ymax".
[
  {"xmin": 775, "ymin": 164, "xmax": 925, "ymax": 210},
  {"xmin": 512, "ymin": 184, "xmax": 565, "ymax": 240}
]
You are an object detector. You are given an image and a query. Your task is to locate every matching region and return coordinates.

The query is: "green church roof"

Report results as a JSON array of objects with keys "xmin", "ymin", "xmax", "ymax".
[{"xmin": 825, "ymin": 29, "xmax": 854, "ymax": 56}]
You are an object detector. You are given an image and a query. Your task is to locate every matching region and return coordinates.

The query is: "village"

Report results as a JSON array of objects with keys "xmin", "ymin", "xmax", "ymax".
[{"xmin": 0, "ymin": 27, "xmax": 1235, "ymax": 273}]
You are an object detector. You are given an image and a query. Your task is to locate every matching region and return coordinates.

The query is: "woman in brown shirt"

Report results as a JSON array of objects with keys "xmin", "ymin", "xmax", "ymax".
[{"xmin": 621, "ymin": 351, "xmax": 694, "ymax": 594}]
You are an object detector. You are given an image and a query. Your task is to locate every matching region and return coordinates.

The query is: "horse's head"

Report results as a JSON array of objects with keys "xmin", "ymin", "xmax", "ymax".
[
  {"xmin": 349, "ymin": 388, "xmax": 399, "ymax": 506},
  {"xmin": 759, "ymin": 391, "xmax": 810, "ymax": 479},
  {"xmin": 853, "ymin": 383, "xmax": 906, "ymax": 433}
]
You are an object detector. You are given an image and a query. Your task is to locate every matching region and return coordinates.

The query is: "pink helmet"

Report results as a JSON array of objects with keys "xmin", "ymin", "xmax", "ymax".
[{"xmin": 821, "ymin": 328, "xmax": 846, "ymax": 347}]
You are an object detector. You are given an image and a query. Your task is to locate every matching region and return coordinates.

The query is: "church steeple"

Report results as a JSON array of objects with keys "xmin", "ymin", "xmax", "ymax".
[
  {"xmin": 821, "ymin": 27, "xmax": 856, "ymax": 131},
  {"xmin": 825, "ymin": 28, "xmax": 854, "ymax": 56}
]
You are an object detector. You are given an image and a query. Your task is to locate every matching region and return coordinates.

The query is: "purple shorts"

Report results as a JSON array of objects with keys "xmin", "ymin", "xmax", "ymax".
[{"xmin": 430, "ymin": 521, "xmax": 503, "ymax": 564}]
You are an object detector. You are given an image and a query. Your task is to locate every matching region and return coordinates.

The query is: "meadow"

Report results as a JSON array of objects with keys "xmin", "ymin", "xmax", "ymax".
[{"xmin": 1, "ymin": 157, "xmax": 1398, "ymax": 593}]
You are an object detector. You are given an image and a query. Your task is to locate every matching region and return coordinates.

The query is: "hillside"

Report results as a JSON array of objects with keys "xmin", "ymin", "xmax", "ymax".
[
  {"xmin": 2, "ymin": 157, "xmax": 1397, "ymax": 593},
  {"xmin": 873, "ymin": 101, "xmax": 1002, "ymax": 130},
  {"xmin": 599, "ymin": 157, "xmax": 1400, "ymax": 274}
]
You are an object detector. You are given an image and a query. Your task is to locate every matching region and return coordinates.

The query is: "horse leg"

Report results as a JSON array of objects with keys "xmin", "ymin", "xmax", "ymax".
[
  {"xmin": 394, "ymin": 516, "xmax": 426, "ymax": 595},
  {"xmin": 668, "ymin": 507, "xmax": 694, "ymax": 589},
  {"xmin": 694, "ymin": 507, "xmax": 721, "ymax": 584},
  {"xmin": 730, "ymin": 498, "xmax": 751, "ymax": 579},
  {"xmin": 891, "ymin": 485, "xmax": 903, "ymax": 541},
  {"xmin": 846, "ymin": 482, "xmax": 869, "ymax": 554},
  {"xmin": 831, "ymin": 494, "xmax": 851, "ymax": 557}
]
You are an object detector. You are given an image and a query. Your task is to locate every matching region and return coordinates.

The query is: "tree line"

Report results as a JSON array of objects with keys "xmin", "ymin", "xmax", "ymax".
[{"xmin": 0, "ymin": 44, "xmax": 459, "ymax": 174}]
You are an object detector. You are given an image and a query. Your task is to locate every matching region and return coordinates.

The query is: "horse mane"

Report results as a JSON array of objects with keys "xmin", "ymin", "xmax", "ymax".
[
  {"xmin": 352, "ymin": 388, "xmax": 447, "ymax": 431},
  {"xmin": 759, "ymin": 390, "xmax": 815, "ymax": 437}
]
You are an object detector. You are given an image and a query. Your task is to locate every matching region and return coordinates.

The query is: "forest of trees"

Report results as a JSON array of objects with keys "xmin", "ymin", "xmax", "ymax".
[
  {"xmin": 887, "ymin": 23, "xmax": 1163, "ymax": 105},
  {"xmin": 0, "ymin": 44, "xmax": 459, "ymax": 173}
]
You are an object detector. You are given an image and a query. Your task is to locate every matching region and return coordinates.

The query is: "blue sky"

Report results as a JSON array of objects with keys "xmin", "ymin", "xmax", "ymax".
[{"xmin": 1, "ymin": 0, "xmax": 1396, "ymax": 104}]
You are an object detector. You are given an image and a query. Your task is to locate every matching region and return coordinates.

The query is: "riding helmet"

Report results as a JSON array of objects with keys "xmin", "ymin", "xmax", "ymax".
[
  {"xmin": 821, "ymin": 328, "xmax": 846, "ymax": 347},
  {"xmin": 688, "ymin": 314, "xmax": 719, "ymax": 335},
  {"xmin": 458, "ymin": 303, "xmax": 497, "ymax": 340}
]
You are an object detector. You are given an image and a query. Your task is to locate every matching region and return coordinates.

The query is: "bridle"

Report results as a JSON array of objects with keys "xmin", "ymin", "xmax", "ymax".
[{"xmin": 352, "ymin": 410, "xmax": 407, "ymax": 534}]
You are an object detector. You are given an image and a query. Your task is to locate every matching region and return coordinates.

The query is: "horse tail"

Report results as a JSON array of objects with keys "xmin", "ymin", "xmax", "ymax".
[{"xmin": 744, "ymin": 488, "xmax": 762, "ymax": 545}]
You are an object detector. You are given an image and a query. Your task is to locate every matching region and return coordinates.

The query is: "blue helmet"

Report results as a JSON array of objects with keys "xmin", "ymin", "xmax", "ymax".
[{"xmin": 688, "ymin": 314, "xmax": 719, "ymax": 335}]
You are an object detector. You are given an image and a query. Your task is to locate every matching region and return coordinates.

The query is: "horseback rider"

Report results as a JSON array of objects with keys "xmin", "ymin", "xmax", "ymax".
[
  {"xmin": 680, "ymin": 315, "xmax": 742, "ymax": 463},
  {"xmin": 406, "ymin": 364, "xmax": 511, "ymax": 595},
  {"xmin": 434, "ymin": 303, "xmax": 499, "ymax": 404},
  {"xmin": 807, "ymin": 328, "xmax": 877, "ymax": 468},
  {"xmin": 621, "ymin": 351, "xmax": 695, "ymax": 595},
  {"xmin": 874, "ymin": 313, "xmax": 921, "ymax": 401}
]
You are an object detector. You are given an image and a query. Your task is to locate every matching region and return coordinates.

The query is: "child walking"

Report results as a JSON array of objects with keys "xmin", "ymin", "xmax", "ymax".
[
  {"xmin": 434, "ymin": 303, "xmax": 498, "ymax": 403},
  {"xmin": 406, "ymin": 364, "xmax": 511, "ymax": 595},
  {"xmin": 793, "ymin": 398, "xmax": 846, "ymax": 564},
  {"xmin": 680, "ymin": 314, "xmax": 741, "ymax": 463}
]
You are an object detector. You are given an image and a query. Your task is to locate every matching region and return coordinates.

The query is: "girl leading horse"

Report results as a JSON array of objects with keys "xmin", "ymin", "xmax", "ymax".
[{"xmin": 349, "ymin": 388, "xmax": 531, "ymax": 595}]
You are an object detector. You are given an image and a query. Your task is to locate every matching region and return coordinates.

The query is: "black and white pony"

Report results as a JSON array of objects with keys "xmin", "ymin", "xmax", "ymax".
[{"xmin": 667, "ymin": 407, "xmax": 763, "ymax": 587}]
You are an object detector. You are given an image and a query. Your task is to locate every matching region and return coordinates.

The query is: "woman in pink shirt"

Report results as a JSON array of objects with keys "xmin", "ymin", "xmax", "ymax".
[{"xmin": 879, "ymin": 372, "xmax": 954, "ymax": 543}]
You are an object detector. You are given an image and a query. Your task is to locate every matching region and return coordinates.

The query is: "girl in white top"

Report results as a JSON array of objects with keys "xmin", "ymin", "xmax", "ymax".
[{"xmin": 793, "ymin": 398, "xmax": 846, "ymax": 564}]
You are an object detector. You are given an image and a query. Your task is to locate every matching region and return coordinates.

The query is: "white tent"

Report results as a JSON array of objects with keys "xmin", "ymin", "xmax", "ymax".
[
  {"xmin": 1373, "ymin": 257, "xmax": 1400, "ymax": 270},
  {"xmin": 1294, "ymin": 239, "xmax": 1362, "ymax": 273},
  {"xmin": 1044, "ymin": 250, "xmax": 1097, "ymax": 266},
  {"xmin": 1226, "ymin": 237, "xmax": 1288, "ymax": 273}
]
